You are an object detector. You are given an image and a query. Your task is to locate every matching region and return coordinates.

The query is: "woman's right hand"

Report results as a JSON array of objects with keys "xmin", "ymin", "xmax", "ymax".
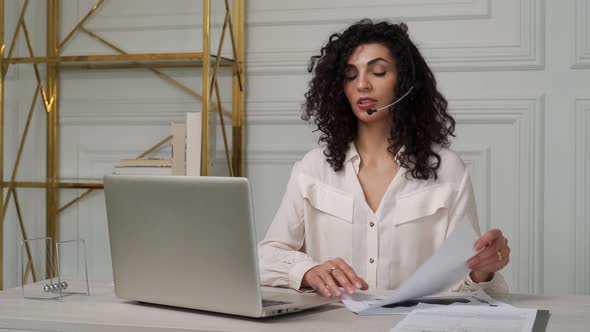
[{"xmin": 301, "ymin": 258, "xmax": 369, "ymax": 297}]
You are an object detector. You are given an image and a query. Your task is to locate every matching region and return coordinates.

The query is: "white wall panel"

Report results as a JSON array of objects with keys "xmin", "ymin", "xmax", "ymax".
[
  {"xmin": 573, "ymin": 0, "xmax": 590, "ymax": 68},
  {"xmin": 451, "ymin": 96, "xmax": 544, "ymax": 294},
  {"xmin": 80, "ymin": 0, "xmax": 228, "ymax": 30},
  {"xmin": 456, "ymin": 146, "xmax": 491, "ymax": 234},
  {"xmin": 247, "ymin": 0, "xmax": 544, "ymax": 75},
  {"xmin": 59, "ymin": 97, "xmax": 232, "ymax": 126},
  {"xmin": 574, "ymin": 99, "xmax": 590, "ymax": 294},
  {"xmin": 247, "ymin": 0, "xmax": 490, "ymax": 26}
]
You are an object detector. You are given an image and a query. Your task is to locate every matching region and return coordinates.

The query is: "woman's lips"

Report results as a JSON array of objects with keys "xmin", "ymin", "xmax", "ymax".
[{"xmin": 357, "ymin": 99, "xmax": 377, "ymax": 110}]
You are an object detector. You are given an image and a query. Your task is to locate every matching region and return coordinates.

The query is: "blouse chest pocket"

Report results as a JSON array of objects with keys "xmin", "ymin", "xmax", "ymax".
[
  {"xmin": 301, "ymin": 180, "xmax": 354, "ymax": 263},
  {"xmin": 303, "ymin": 182, "xmax": 354, "ymax": 224},
  {"xmin": 390, "ymin": 185, "xmax": 457, "ymax": 280},
  {"xmin": 393, "ymin": 185, "xmax": 456, "ymax": 227}
]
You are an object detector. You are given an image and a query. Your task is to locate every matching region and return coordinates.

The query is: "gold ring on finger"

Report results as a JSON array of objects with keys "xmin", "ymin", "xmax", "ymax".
[
  {"xmin": 329, "ymin": 266, "xmax": 337, "ymax": 275},
  {"xmin": 496, "ymin": 248, "xmax": 503, "ymax": 261}
]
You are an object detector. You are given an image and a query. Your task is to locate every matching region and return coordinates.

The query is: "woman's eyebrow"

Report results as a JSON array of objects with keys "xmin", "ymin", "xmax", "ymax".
[
  {"xmin": 367, "ymin": 57, "xmax": 390, "ymax": 66},
  {"xmin": 346, "ymin": 57, "xmax": 391, "ymax": 67}
]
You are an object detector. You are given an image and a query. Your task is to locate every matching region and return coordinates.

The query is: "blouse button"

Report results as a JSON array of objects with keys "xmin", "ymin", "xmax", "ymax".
[
  {"xmin": 369, "ymin": 258, "xmax": 375, "ymax": 263},
  {"xmin": 369, "ymin": 222, "xmax": 375, "ymax": 227}
]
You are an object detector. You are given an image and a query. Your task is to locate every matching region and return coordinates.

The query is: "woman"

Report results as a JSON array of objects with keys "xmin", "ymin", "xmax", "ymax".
[{"xmin": 258, "ymin": 19, "xmax": 509, "ymax": 298}]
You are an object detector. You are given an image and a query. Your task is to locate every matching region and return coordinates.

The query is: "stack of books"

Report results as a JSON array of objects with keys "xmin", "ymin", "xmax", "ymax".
[{"xmin": 113, "ymin": 111, "xmax": 215, "ymax": 176}]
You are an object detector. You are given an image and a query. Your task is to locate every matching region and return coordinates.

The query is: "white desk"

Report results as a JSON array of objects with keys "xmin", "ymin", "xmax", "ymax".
[{"xmin": 1, "ymin": 283, "xmax": 589, "ymax": 332}]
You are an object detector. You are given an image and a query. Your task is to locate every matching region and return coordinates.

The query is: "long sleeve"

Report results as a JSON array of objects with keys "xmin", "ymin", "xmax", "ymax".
[
  {"xmin": 447, "ymin": 169, "xmax": 509, "ymax": 294},
  {"xmin": 257, "ymin": 162, "xmax": 319, "ymax": 290}
]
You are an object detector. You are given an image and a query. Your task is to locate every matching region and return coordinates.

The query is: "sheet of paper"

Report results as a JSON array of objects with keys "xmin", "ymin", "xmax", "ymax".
[
  {"xmin": 390, "ymin": 306, "xmax": 538, "ymax": 332},
  {"xmin": 357, "ymin": 289, "xmax": 512, "ymax": 315},
  {"xmin": 341, "ymin": 216, "xmax": 479, "ymax": 313}
]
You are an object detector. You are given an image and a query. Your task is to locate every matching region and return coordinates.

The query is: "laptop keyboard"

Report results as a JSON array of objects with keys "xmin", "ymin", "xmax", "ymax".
[{"xmin": 262, "ymin": 299, "xmax": 291, "ymax": 307}]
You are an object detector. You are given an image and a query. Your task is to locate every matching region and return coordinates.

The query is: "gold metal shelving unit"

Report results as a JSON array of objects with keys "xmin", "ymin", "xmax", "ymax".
[{"xmin": 0, "ymin": 0, "xmax": 245, "ymax": 289}]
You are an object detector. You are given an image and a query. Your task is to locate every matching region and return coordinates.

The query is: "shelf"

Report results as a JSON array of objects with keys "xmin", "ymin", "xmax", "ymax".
[
  {"xmin": 5, "ymin": 52, "xmax": 235, "ymax": 70},
  {"xmin": 0, "ymin": 0, "xmax": 246, "ymax": 290},
  {"xmin": 2, "ymin": 179, "xmax": 103, "ymax": 189}
]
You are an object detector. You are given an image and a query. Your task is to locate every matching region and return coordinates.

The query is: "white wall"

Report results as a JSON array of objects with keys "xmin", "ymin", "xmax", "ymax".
[{"xmin": 2, "ymin": 0, "xmax": 589, "ymax": 296}]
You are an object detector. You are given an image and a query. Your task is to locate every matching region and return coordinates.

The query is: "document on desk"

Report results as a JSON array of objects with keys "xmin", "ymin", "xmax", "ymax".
[
  {"xmin": 390, "ymin": 306, "xmax": 538, "ymax": 332},
  {"xmin": 357, "ymin": 289, "xmax": 511, "ymax": 315},
  {"xmin": 341, "ymin": 216, "xmax": 479, "ymax": 313}
]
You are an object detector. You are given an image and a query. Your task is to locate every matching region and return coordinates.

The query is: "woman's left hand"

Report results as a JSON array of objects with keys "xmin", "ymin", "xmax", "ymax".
[{"xmin": 467, "ymin": 228, "xmax": 510, "ymax": 283}]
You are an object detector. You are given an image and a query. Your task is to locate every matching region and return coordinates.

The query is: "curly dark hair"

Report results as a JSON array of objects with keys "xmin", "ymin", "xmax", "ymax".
[{"xmin": 302, "ymin": 19, "xmax": 456, "ymax": 181}]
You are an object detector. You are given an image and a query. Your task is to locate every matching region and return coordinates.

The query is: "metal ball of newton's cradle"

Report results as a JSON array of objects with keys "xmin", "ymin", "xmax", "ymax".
[{"xmin": 43, "ymin": 281, "xmax": 69, "ymax": 293}]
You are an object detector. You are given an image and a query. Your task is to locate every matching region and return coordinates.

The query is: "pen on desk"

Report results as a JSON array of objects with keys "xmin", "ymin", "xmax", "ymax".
[{"xmin": 471, "ymin": 295, "xmax": 498, "ymax": 307}]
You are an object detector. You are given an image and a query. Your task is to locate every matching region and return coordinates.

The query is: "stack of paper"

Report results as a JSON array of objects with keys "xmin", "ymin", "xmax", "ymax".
[
  {"xmin": 341, "ymin": 216, "xmax": 480, "ymax": 314},
  {"xmin": 357, "ymin": 289, "xmax": 511, "ymax": 315},
  {"xmin": 391, "ymin": 306, "xmax": 539, "ymax": 332}
]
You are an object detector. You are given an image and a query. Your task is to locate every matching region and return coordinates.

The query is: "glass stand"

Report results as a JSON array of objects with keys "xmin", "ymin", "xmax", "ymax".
[{"xmin": 20, "ymin": 237, "xmax": 90, "ymax": 300}]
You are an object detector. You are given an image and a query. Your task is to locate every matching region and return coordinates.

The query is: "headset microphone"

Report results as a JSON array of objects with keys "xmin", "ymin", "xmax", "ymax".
[{"xmin": 366, "ymin": 86, "xmax": 414, "ymax": 115}]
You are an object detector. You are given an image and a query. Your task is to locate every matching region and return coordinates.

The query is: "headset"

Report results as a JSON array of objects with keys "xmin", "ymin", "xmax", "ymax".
[{"xmin": 366, "ymin": 39, "xmax": 417, "ymax": 115}]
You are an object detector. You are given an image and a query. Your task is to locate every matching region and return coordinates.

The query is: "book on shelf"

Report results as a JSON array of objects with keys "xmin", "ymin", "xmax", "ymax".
[
  {"xmin": 118, "ymin": 158, "xmax": 172, "ymax": 167},
  {"xmin": 185, "ymin": 112, "xmax": 202, "ymax": 176},
  {"xmin": 115, "ymin": 158, "xmax": 172, "ymax": 176},
  {"xmin": 114, "ymin": 111, "xmax": 216, "ymax": 177},
  {"xmin": 112, "ymin": 166, "xmax": 173, "ymax": 175},
  {"xmin": 185, "ymin": 111, "xmax": 217, "ymax": 176}
]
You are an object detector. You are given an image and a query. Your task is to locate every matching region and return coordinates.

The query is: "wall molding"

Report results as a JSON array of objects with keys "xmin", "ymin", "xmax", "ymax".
[
  {"xmin": 246, "ymin": 95, "xmax": 546, "ymax": 126},
  {"xmin": 216, "ymin": 149, "xmax": 306, "ymax": 166},
  {"xmin": 81, "ymin": 0, "xmax": 490, "ymax": 31},
  {"xmin": 59, "ymin": 98, "xmax": 231, "ymax": 126},
  {"xmin": 62, "ymin": 0, "xmax": 542, "ymax": 73},
  {"xmin": 574, "ymin": 99, "xmax": 590, "ymax": 295},
  {"xmin": 59, "ymin": 99, "xmax": 186, "ymax": 125},
  {"xmin": 455, "ymin": 145, "xmax": 492, "ymax": 232},
  {"xmin": 247, "ymin": 0, "xmax": 544, "ymax": 74},
  {"xmin": 573, "ymin": 0, "xmax": 590, "ymax": 68},
  {"xmin": 425, "ymin": 0, "xmax": 544, "ymax": 71},
  {"xmin": 246, "ymin": 99, "xmax": 306, "ymax": 125},
  {"xmin": 80, "ymin": 0, "xmax": 228, "ymax": 31},
  {"xmin": 452, "ymin": 96, "xmax": 545, "ymax": 294},
  {"xmin": 247, "ymin": 0, "xmax": 490, "ymax": 27},
  {"xmin": 79, "ymin": 147, "xmax": 144, "ymax": 177}
]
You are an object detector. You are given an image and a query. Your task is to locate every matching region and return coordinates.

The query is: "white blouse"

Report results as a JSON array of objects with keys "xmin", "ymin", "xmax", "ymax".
[{"xmin": 258, "ymin": 143, "xmax": 508, "ymax": 294}]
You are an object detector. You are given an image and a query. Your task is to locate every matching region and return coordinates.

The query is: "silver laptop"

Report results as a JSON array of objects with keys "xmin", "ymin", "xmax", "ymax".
[{"xmin": 103, "ymin": 175, "xmax": 335, "ymax": 318}]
